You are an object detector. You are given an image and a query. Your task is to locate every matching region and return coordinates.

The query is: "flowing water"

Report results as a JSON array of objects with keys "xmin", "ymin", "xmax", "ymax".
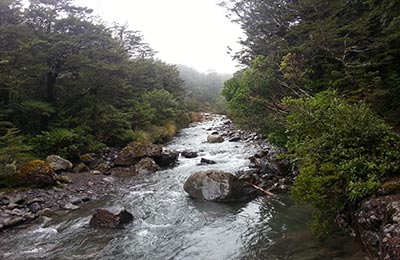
[{"xmin": 0, "ymin": 115, "xmax": 367, "ymax": 260}]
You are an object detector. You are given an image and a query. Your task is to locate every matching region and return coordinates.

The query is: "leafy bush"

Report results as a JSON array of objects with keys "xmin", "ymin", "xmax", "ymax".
[
  {"xmin": 285, "ymin": 90, "xmax": 400, "ymax": 235},
  {"xmin": 0, "ymin": 127, "xmax": 33, "ymax": 188},
  {"xmin": 32, "ymin": 128, "xmax": 105, "ymax": 161}
]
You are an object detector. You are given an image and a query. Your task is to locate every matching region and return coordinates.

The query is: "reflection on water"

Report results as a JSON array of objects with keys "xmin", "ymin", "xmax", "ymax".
[{"xmin": 0, "ymin": 115, "xmax": 366, "ymax": 260}]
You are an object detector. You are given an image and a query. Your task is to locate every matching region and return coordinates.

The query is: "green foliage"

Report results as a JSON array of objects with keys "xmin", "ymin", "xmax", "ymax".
[
  {"xmin": 0, "ymin": 127, "xmax": 33, "ymax": 188},
  {"xmin": 285, "ymin": 90, "xmax": 400, "ymax": 235},
  {"xmin": 32, "ymin": 128, "xmax": 105, "ymax": 161}
]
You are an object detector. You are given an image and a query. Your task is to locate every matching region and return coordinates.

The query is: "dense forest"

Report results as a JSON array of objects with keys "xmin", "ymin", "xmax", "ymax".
[
  {"xmin": 219, "ymin": 0, "xmax": 400, "ymax": 235},
  {"xmin": 0, "ymin": 0, "xmax": 214, "ymax": 186}
]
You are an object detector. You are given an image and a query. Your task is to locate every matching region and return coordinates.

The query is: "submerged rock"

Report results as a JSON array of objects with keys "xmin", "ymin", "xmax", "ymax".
[
  {"xmin": 183, "ymin": 170, "xmax": 255, "ymax": 202},
  {"xmin": 46, "ymin": 155, "xmax": 73, "ymax": 172},
  {"xmin": 89, "ymin": 206, "xmax": 133, "ymax": 228},
  {"xmin": 207, "ymin": 134, "xmax": 224, "ymax": 143}
]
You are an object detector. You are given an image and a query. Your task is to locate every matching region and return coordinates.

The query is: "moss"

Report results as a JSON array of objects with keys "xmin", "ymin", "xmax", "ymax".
[
  {"xmin": 381, "ymin": 179, "xmax": 400, "ymax": 195},
  {"xmin": 80, "ymin": 154, "xmax": 94, "ymax": 163},
  {"xmin": 16, "ymin": 160, "xmax": 57, "ymax": 188}
]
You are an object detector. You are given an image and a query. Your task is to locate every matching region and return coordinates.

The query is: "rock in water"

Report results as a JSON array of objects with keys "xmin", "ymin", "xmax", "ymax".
[
  {"xmin": 207, "ymin": 134, "xmax": 224, "ymax": 143},
  {"xmin": 46, "ymin": 155, "xmax": 73, "ymax": 171},
  {"xmin": 114, "ymin": 142, "xmax": 162, "ymax": 166},
  {"xmin": 154, "ymin": 149, "xmax": 179, "ymax": 167},
  {"xmin": 183, "ymin": 170, "xmax": 254, "ymax": 202},
  {"xmin": 181, "ymin": 150, "xmax": 199, "ymax": 158},
  {"xmin": 200, "ymin": 158, "xmax": 217, "ymax": 165},
  {"xmin": 135, "ymin": 157, "xmax": 160, "ymax": 174},
  {"xmin": 89, "ymin": 206, "xmax": 133, "ymax": 228}
]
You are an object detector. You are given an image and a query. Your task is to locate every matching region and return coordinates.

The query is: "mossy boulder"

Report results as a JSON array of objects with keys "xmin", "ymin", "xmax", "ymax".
[
  {"xmin": 80, "ymin": 153, "xmax": 95, "ymax": 164},
  {"xmin": 379, "ymin": 177, "xmax": 400, "ymax": 195},
  {"xmin": 114, "ymin": 142, "xmax": 162, "ymax": 166},
  {"xmin": 73, "ymin": 163, "xmax": 90, "ymax": 173},
  {"xmin": 17, "ymin": 160, "xmax": 57, "ymax": 188}
]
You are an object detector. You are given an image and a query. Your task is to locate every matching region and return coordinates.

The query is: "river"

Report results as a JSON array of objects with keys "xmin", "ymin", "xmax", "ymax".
[{"xmin": 0, "ymin": 115, "xmax": 366, "ymax": 260}]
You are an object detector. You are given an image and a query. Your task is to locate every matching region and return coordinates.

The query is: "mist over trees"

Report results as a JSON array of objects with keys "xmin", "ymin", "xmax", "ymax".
[{"xmin": 177, "ymin": 65, "xmax": 231, "ymax": 112}]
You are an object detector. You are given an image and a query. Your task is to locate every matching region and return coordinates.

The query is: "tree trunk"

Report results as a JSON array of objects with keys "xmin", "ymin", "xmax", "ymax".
[{"xmin": 46, "ymin": 71, "xmax": 58, "ymax": 104}]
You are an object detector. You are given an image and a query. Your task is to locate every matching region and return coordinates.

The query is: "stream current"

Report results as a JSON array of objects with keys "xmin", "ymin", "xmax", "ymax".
[{"xmin": 0, "ymin": 115, "xmax": 366, "ymax": 260}]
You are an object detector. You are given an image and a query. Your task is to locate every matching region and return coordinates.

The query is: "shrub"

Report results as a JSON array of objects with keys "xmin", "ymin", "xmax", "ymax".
[
  {"xmin": 0, "ymin": 127, "xmax": 33, "ymax": 188},
  {"xmin": 32, "ymin": 128, "xmax": 105, "ymax": 161},
  {"xmin": 285, "ymin": 90, "xmax": 400, "ymax": 236}
]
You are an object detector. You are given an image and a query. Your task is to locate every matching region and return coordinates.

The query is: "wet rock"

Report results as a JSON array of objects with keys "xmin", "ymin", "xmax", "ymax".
[
  {"xmin": 110, "ymin": 167, "xmax": 137, "ymax": 177},
  {"xmin": 46, "ymin": 155, "xmax": 73, "ymax": 172},
  {"xmin": 103, "ymin": 177, "xmax": 115, "ymax": 183},
  {"xmin": 17, "ymin": 160, "xmax": 57, "ymax": 188},
  {"xmin": 56, "ymin": 175, "xmax": 72, "ymax": 184},
  {"xmin": 154, "ymin": 149, "xmax": 179, "ymax": 167},
  {"xmin": 181, "ymin": 150, "xmax": 199, "ymax": 158},
  {"xmin": 200, "ymin": 158, "xmax": 217, "ymax": 165},
  {"xmin": 89, "ymin": 206, "xmax": 133, "ymax": 228},
  {"xmin": 38, "ymin": 208, "xmax": 53, "ymax": 217},
  {"xmin": 114, "ymin": 142, "xmax": 162, "ymax": 166},
  {"xmin": 9, "ymin": 194, "xmax": 25, "ymax": 205},
  {"xmin": 63, "ymin": 202, "xmax": 79, "ymax": 210},
  {"xmin": 135, "ymin": 157, "xmax": 160, "ymax": 174},
  {"xmin": 207, "ymin": 134, "xmax": 224, "ymax": 143},
  {"xmin": 69, "ymin": 196, "xmax": 82, "ymax": 205},
  {"xmin": 2, "ymin": 216, "xmax": 24, "ymax": 228},
  {"xmin": 90, "ymin": 170, "xmax": 102, "ymax": 175},
  {"xmin": 355, "ymin": 194, "xmax": 400, "ymax": 259},
  {"xmin": 184, "ymin": 170, "xmax": 255, "ymax": 202},
  {"xmin": 28, "ymin": 202, "xmax": 41, "ymax": 213},
  {"xmin": 228, "ymin": 135, "xmax": 241, "ymax": 142},
  {"xmin": 0, "ymin": 197, "xmax": 10, "ymax": 206}
]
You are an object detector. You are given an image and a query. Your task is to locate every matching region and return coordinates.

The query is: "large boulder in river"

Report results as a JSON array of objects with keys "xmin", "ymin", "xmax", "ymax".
[
  {"xmin": 135, "ymin": 157, "xmax": 160, "ymax": 174},
  {"xmin": 207, "ymin": 134, "xmax": 224, "ymax": 143},
  {"xmin": 89, "ymin": 206, "xmax": 133, "ymax": 228},
  {"xmin": 17, "ymin": 160, "xmax": 57, "ymax": 188},
  {"xmin": 46, "ymin": 155, "xmax": 73, "ymax": 172},
  {"xmin": 114, "ymin": 142, "xmax": 162, "ymax": 166},
  {"xmin": 184, "ymin": 170, "xmax": 254, "ymax": 202},
  {"xmin": 154, "ymin": 149, "xmax": 179, "ymax": 167},
  {"xmin": 181, "ymin": 150, "xmax": 198, "ymax": 158}
]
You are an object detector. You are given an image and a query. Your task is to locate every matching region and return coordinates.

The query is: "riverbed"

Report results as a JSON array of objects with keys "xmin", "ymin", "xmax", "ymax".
[{"xmin": 0, "ymin": 115, "xmax": 367, "ymax": 260}]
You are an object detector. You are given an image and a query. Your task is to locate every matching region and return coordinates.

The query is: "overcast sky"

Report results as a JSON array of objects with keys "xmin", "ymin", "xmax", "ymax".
[{"xmin": 75, "ymin": 0, "xmax": 244, "ymax": 74}]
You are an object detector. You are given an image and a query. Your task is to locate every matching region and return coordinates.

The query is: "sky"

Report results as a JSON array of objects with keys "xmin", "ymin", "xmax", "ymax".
[{"xmin": 75, "ymin": 0, "xmax": 244, "ymax": 74}]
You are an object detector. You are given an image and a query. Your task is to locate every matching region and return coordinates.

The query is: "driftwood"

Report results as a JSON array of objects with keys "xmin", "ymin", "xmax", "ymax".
[{"xmin": 247, "ymin": 183, "xmax": 278, "ymax": 197}]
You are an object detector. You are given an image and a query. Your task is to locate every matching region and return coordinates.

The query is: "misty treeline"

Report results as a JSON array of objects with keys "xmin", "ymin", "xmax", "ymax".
[
  {"xmin": 219, "ymin": 0, "xmax": 400, "ymax": 235},
  {"xmin": 0, "ymin": 0, "xmax": 227, "ymax": 183},
  {"xmin": 178, "ymin": 65, "xmax": 230, "ymax": 113}
]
